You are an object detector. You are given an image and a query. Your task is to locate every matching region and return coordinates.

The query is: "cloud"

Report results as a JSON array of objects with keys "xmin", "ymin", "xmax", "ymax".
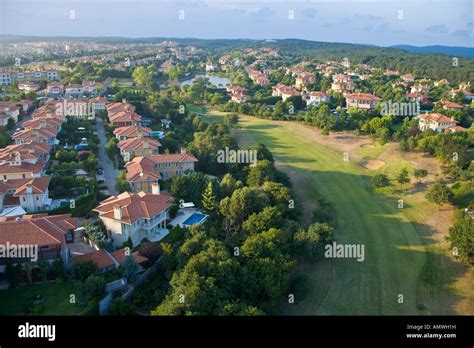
[
  {"xmin": 426, "ymin": 24, "xmax": 448, "ymax": 34},
  {"xmin": 452, "ymin": 29, "xmax": 471, "ymax": 38},
  {"xmin": 303, "ymin": 8, "xmax": 318, "ymax": 19}
]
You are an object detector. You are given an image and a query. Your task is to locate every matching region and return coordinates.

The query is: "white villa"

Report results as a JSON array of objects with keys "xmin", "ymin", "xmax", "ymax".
[{"xmin": 93, "ymin": 184, "xmax": 172, "ymax": 247}]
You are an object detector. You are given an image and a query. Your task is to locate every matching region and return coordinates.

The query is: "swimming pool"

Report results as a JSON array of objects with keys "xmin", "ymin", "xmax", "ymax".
[{"xmin": 183, "ymin": 212, "xmax": 208, "ymax": 226}]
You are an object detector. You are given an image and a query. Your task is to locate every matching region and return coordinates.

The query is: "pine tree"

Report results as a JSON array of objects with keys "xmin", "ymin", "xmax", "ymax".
[{"xmin": 202, "ymin": 181, "xmax": 218, "ymax": 213}]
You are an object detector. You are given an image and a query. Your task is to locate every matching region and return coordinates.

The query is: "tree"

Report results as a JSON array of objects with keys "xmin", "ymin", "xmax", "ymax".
[
  {"xmin": 242, "ymin": 207, "xmax": 284, "ymax": 235},
  {"xmin": 413, "ymin": 169, "xmax": 428, "ymax": 183},
  {"xmin": 224, "ymin": 114, "xmax": 238, "ymax": 128},
  {"xmin": 396, "ymin": 168, "xmax": 410, "ymax": 188},
  {"xmin": 201, "ymin": 181, "xmax": 218, "ymax": 213},
  {"xmin": 247, "ymin": 160, "xmax": 277, "ymax": 187},
  {"xmin": 71, "ymin": 260, "xmax": 98, "ymax": 281},
  {"xmin": 219, "ymin": 173, "xmax": 242, "ymax": 198},
  {"xmin": 426, "ymin": 180, "xmax": 452, "ymax": 209},
  {"xmin": 79, "ymin": 275, "xmax": 106, "ymax": 301},
  {"xmin": 120, "ymin": 255, "xmax": 140, "ymax": 283},
  {"xmin": 139, "ymin": 240, "xmax": 162, "ymax": 263},
  {"xmin": 372, "ymin": 174, "xmax": 390, "ymax": 188},
  {"xmin": 108, "ymin": 298, "xmax": 136, "ymax": 315},
  {"xmin": 294, "ymin": 223, "xmax": 334, "ymax": 260},
  {"xmin": 115, "ymin": 171, "xmax": 131, "ymax": 193},
  {"xmin": 446, "ymin": 212, "xmax": 474, "ymax": 264},
  {"xmin": 152, "ymin": 240, "xmax": 240, "ymax": 315},
  {"xmin": 219, "ymin": 187, "xmax": 268, "ymax": 235},
  {"xmin": 241, "ymin": 228, "xmax": 295, "ymax": 312}
]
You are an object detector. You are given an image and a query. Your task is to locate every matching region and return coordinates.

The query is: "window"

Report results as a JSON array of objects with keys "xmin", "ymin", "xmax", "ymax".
[{"xmin": 36, "ymin": 197, "xmax": 39, "ymax": 201}]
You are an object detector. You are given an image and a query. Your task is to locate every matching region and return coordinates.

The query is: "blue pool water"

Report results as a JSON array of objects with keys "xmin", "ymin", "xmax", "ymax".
[
  {"xmin": 149, "ymin": 131, "xmax": 165, "ymax": 139},
  {"xmin": 183, "ymin": 212, "xmax": 208, "ymax": 226}
]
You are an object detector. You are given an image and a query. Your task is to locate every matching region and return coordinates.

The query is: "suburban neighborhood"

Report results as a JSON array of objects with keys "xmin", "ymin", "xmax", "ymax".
[{"xmin": 0, "ymin": 4, "xmax": 473, "ymax": 342}]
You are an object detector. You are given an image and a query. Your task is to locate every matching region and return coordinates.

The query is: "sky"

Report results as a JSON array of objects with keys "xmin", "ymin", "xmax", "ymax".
[{"xmin": 1, "ymin": 0, "xmax": 473, "ymax": 47}]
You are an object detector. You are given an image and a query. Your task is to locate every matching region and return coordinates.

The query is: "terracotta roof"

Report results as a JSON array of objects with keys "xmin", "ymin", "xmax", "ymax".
[
  {"xmin": 450, "ymin": 125, "xmax": 468, "ymax": 132},
  {"xmin": 0, "ymin": 214, "xmax": 76, "ymax": 247},
  {"xmin": 106, "ymin": 102, "xmax": 135, "ymax": 114},
  {"xmin": 13, "ymin": 176, "xmax": 51, "ymax": 195},
  {"xmin": 109, "ymin": 111, "xmax": 142, "ymax": 124},
  {"xmin": 93, "ymin": 191, "xmax": 172, "ymax": 224},
  {"xmin": 118, "ymin": 137, "xmax": 161, "ymax": 152},
  {"xmin": 74, "ymin": 249, "xmax": 115, "ymax": 270},
  {"xmin": 124, "ymin": 153, "xmax": 197, "ymax": 181},
  {"xmin": 346, "ymin": 93, "xmax": 382, "ymax": 101},
  {"xmin": 442, "ymin": 101, "xmax": 463, "ymax": 109},
  {"xmin": 22, "ymin": 117, "xmax": 62, "ymax": 130},
  {"xmin": 0, "ymin": 142, "xmax": 50, "ymax": 162},
  {"xmin": 12, "ymin": 127, "xmax": 58, "ymax": 141},
  {"xmin": 0, "ymin": 160, "xmax": 45, "ymax": 174},
  {"xmin": 114, "ymin": 125, "xmax": 152, "ymax": 138},
  {"xmin": 418, "ymin": 113, "xmax": 457, "ymax": 124},
  {"xmin": 111, "ymin": 248, "xmax": 149, "ymax": 264}
]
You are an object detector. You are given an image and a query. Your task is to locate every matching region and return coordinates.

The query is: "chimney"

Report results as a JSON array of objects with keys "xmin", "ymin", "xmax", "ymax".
[
  {"xmin": 122, "ymin": 98, "xmax": 126, "ymax": 104},
  {"xmin": 143, "ymin": 140, "xmax": 149, "ymax": 149},
  {"xmin": 180, "ymin": 147, "xmax": 187, "ymax": 154},
  {"xmin": 151, "ymin": 182, "xmax": 160, "ymax": 195},
  {"xmin": 450, "ymin": 116, "xmax": 454, "ymax": 122},
  {"xmin": 113, "ymin": 205, "xmax": 123, "ymax": 220}
]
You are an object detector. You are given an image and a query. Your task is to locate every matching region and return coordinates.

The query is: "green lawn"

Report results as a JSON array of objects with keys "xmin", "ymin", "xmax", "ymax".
[
  {"xmin": 199, "ymin": 107, "xmax": 470, "ymax": 315},
  {"xmin": 0, "ymin": 281, "xmax": 82, "ymax": 315}
]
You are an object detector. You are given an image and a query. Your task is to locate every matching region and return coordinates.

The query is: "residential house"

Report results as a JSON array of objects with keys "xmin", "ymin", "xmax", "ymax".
[
  {"xmin": 401, "ymin": 74, "xmax": 415, "ymax": 82},
  {"xmin": 0, "ymin": 213, "xmax": 77, "ymax": 273},
  {"xmin": 46, "ymin": 82, "xmax": 64, "ymax": 97},
  {"xmin": 295, "ymin": 72, "xmax": 315, "ymax": 89},
  {"xmin": 305, "ymin": 91, "xmax": 331, "ymax": 107},
  {"xmin": 405, "ymin": 93, "xmax": 430, "ymax": 105},
  {"xmin": 441, "ymin": 100, "xmax": 463, "ymax": 111},
  {"xmin": 12, "ymin": 127, "xmax": 59, "ymax": 146},
  {"xmin": 231, "ymin": 93, "xmax": 252, "ymax": 103},
  {"xmin": 117, "ymin": 137, "xmax": 161, "ymax": 162},
  {"xmin": 114, "ymin": 125, "xmax": 152, "ymax": 141},
  {"xmin": 93, "ymin": 189, "xmax": 173, "ymax": 246},
  {"xmin": 124, "ymin": 150, "xmax": 198, "ymax": 191},
  {"xmin": 64, "ymin": 84, "xmax": 84, "ymax": 98},
  {"xmin": 18, "ymin": 82, "xmax": 40, "ymax": 92},
  {"xmin": 345, "ymin": 93, "xmax": 382, "ymax": 110},
  {"xmin": 417, "ymin": 113, "xmax": 461, "ymax": 132},
  {"xmin": 73, "ymin": 247, "xmax": 148, "ymax": 273}
]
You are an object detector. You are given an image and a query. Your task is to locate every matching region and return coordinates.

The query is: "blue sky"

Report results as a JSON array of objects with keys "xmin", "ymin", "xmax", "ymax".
[{"xmin": 1, "ymin": 0, "xmax": 473, "ymax": 47}]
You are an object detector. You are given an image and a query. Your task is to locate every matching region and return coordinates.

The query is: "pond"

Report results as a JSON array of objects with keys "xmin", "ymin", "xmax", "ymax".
[{"xmin": 180, "ymin": 74, "xmax": 231, "ymax": 88}]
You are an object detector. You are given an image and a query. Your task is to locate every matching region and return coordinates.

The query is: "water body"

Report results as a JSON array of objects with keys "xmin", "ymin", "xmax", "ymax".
[{"xmin": 180, "ymin": 74, "xmax": 231, "ymax": 88}]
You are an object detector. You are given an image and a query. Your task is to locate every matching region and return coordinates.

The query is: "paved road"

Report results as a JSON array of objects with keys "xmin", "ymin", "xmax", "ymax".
[{"xmin": 95, "ymin": 116, "xmax": 119, "ymax": 195}]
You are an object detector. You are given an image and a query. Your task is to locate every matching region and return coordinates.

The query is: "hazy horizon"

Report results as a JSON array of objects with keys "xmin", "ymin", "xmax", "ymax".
[{"xmin": 1, "ymin": 0, "xmax": 473, "ymax": 47}]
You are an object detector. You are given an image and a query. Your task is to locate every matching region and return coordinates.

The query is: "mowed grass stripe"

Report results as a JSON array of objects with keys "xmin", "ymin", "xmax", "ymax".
[{"xmin": 235, "ymin": 116, "xmax": 426, "ymax": 314}]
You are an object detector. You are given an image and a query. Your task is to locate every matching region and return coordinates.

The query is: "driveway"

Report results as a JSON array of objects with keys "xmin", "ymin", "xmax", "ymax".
[{"xmin": 95, "ymin": 116, "xmax": 119, "ymax": 195}]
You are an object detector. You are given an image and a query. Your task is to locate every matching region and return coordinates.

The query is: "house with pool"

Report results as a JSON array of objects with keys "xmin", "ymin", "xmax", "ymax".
[
  {"xmin": 93, "ymin": 183, "xmax": 172, "ymax": 247},
  {"xmin": 170, "ymin": 203, "xmax": 209, "ymax": 228}
]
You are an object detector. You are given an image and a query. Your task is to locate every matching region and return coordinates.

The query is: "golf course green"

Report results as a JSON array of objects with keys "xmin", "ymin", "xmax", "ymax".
[{"xmin": 199, "ymin": 108, "xmax": 472, "ymax": 315}]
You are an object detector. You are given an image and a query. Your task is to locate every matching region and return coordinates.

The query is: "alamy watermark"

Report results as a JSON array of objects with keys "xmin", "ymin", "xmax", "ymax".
[
  {"xmin": 0, "ymin": 242, "xmax": 38, "ymax": 262},
  {"xmin": 381, "ymin": 100, "xmax": 420, "ymax": 117},
  {"xmin": 217, "ymin": 147, "xmax": 257, "ymax": 165},
  {"xmin": 324, "ymin": 241, "xmax": 365, "ymax": 262},
  {"xmin": 55, "ymin": 100, "xmax": 96, "ymax": 118}
]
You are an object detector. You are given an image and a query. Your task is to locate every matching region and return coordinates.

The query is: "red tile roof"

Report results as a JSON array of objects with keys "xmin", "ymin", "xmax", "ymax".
[
  {"xmin": 93, "ymin": 191, "xmax": 172, "ymax": 224},
  {"xmin": 0, "ymin": 214, "xmax": 76, "ymax": 247},
  {"xmin": 118, "ymin": 137, "xmax": 161, "ymax": 152}
]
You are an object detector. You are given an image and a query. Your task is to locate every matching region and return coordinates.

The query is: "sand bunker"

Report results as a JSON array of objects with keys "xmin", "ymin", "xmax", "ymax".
[{"xmin": 361, "ymin": 159, "xmax": 385, "ymax": 170}]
